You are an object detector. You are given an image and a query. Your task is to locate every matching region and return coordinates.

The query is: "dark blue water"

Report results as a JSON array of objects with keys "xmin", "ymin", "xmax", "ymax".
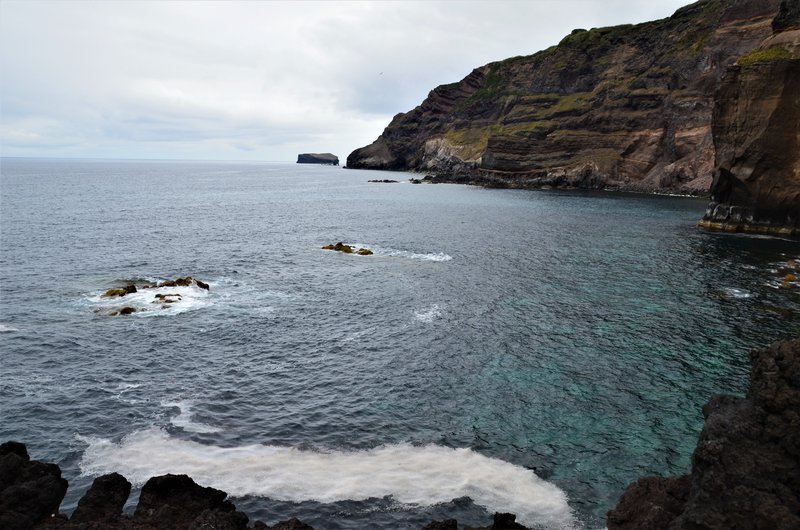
[{"xmin": 1, "ymin": 158, "xmax": 798, "ymax": 530}]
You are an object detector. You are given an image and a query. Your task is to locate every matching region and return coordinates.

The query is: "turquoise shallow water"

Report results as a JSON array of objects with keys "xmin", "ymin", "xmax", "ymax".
[{"xmin": 1, "ymin": 158, "xmax": 799, "ymax": 529}]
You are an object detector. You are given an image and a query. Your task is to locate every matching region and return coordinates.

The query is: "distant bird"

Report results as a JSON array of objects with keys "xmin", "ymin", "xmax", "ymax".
[{"xmin": 379, "ymin": 72, "xmax": 383, "ymax": 75}]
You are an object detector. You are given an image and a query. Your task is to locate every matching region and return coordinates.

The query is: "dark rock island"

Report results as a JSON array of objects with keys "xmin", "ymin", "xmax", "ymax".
[
  {"xmin": 347, "ymin": 0, "xmax": 782, "ymax": 195},
  {"xmin": 296, "ymin": 153, "xmax": 339, "ymax": 165}
]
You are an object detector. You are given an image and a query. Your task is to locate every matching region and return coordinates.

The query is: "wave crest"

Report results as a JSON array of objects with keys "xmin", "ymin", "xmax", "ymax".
[{"xmin": 78, "ymin": 428, "xmax": 575, "ymax": 529}]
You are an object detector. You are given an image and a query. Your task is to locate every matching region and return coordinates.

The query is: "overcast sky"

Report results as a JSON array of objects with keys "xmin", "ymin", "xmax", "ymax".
[{"xmin": 1, "ymin": 0, "xmax": 693, "ymax": 162}]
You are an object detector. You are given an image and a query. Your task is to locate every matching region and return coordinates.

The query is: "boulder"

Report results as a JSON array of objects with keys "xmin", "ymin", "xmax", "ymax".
[
  {"xmin": 322, "ymin": 242, "xmax": 373, "ymax": 255},
  {"xmin": 69, "ymin": 473, "xmax": 131, "ymax": 525},
  {"xmin": 102, "ymin": 284, "xmax": 137, "ymax": 298},
  {"xmin": 134, "ymin": 474, "xmax": 248, "ymax": 529},
  {"xmin": 0, "ymin": 441, "xmax": 68, "ymax": 530}
]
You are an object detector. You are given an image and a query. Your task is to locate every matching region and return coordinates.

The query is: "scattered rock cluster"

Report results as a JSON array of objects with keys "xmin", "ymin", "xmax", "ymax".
[
  {"xmin": 321, "ymin": 242, "xmax": 373, "ymax": 255},
  {"xmin": 97, "ymin": 277, "xmax": 210, "ymax": 316},
  {"xmin": 607, "ymin": 337, "xmax": 800, "ymax": 529}
]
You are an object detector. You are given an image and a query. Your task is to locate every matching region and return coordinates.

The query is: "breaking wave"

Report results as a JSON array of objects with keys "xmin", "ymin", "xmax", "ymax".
[{"xmin": 78, "ymin": 428, "xmax": 576, "ymax": 529}]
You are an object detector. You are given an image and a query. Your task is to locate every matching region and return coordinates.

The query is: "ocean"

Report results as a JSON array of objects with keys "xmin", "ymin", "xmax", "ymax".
[{"xmin": 1, "ymin": 158, "xmax": 798, "ymax": 529}]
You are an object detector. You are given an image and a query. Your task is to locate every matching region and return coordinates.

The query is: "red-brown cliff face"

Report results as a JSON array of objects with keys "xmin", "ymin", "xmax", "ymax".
[
  {"xmin": 700, "ymin": 1, "xmax": 800, "ymax": 235},
  {"xmin": 347, "ymin": 0, "xmax": 781, "ymax": 195}
]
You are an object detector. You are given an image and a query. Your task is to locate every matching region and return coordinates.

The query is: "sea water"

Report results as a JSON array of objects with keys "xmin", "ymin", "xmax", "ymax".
[{"xmin": 1, "ymin": 158, "xmax": 798, "ymax": 529}]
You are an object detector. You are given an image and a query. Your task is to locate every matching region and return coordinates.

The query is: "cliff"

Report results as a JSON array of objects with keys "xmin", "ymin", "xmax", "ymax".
[
  {"xmin": 607, "ymin": 338, "xmax": 800, "ymax": 529},
  {"xmin": 699, "ymin": 1, "xmax": 800, "ymax": 235},
  {"xmin": 347, "ymin": 0, "xmax": 781, "ymax": 195}
]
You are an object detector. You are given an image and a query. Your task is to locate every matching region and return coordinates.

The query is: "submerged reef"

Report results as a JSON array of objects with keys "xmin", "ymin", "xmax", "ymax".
[{"xmin": 608, "ymin": 337, "xmax": 800, "ymax": 529}]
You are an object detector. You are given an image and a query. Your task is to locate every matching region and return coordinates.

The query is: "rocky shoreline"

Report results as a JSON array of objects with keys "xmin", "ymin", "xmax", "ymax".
[
  {"xmin": 608, "ymin": 337, "xmax": 799, "ymax": 529},
  {"xmin": 2, "ymin": 338, "xmax": 797, "ymax": 529}
]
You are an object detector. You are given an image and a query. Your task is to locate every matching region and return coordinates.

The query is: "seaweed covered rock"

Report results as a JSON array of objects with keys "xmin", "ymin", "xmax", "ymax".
[{"xmin": 321, "ymin": 242, "xmax": 373, "ymax": 255}]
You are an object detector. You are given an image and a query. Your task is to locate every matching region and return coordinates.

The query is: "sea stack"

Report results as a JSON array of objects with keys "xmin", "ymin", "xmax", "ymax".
[
  {"xmin": 297, "ymin": 153, "xmax": 339, "ymax": 165},
  {"xmin": 699, "ymin": 0, "xmax": 800, "ymax": 236}
]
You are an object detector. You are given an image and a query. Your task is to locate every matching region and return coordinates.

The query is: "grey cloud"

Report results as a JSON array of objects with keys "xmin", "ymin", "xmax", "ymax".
[{"xmin": 1, "ymin": 0, "xmax": 692, "ymax": 161}]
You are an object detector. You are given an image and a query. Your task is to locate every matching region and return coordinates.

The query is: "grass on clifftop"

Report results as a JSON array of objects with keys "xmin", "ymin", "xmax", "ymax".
[{"xmin": 737, "ymin": 46, "xmax": 792, "ymax": 66}]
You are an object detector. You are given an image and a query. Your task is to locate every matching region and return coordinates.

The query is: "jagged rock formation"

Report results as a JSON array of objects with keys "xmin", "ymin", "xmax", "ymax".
[
  {"xmin": 607, "ymin": 337, "xmax": 800, "ymax": 529},
  {"xmin": 0, "ymin": 442, "xmax": 68, "ymax": 530},
  {"xmin": 296, "ymin": 153, "xmax": 339, "ymax": 165},
  {"xmin": 348, "ymin": 0, "xmax": 781, "ymax": 194},
  {"xmin": 699, "ymin": 0, "xmax": 800, "ymax": 235}
]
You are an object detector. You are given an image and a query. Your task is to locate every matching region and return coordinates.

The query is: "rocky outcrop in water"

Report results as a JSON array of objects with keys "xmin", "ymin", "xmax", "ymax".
[
  {"xmin": 347, "ymin": 0, "xmax": 782, "ymax": 195},
  {"xmin": 321, "ymin": 242, "xmax": 373, "ymax": 255},
  {"xmin": 297, "ymin": 153, "xmax": 339, "ymax": 165},
  {"xmin": 607, "ymin": 337, "xmax": 800, "ymax": 529},
  {"xmin": 699, "ymin": 1, "xmax": 800, "ymax": 235}
]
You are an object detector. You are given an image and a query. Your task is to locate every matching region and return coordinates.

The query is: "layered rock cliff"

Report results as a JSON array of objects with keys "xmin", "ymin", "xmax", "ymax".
[
  {"xmin": 699, "ymin": 1, "xmax": 800, "ymax": 235},
  {"xmin": 607, "ymin": 338, "xmax": 800, "ymax": 529},
  {"xmin": 347, "ymin": 0, "xmax": 781, "ymax": 194}
]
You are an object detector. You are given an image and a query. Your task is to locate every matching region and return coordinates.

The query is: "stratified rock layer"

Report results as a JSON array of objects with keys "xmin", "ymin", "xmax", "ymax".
[
  {"xmin": 700, "ymin": 2, "xmax": 800, "ymax": 235},
  {"xmin": 348, "ymin": 0, "xmax": 781, "ymax": 195},
  {"xmin": 607, "ymin": 337, "xmax": 800, "ymax": 529}
]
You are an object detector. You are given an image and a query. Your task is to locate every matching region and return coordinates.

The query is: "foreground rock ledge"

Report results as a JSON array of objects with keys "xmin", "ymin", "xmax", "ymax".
[{"xmin": 608, "ymin": 337, "xmax": 800, "ymax": 529}]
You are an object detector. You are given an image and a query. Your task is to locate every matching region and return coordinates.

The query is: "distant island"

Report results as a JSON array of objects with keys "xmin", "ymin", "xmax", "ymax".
[{"xmin": 297, "ymin": 153, "xmax": 339, "ymax": 165}]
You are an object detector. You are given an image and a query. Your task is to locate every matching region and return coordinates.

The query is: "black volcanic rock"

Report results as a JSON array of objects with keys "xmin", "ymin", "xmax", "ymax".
[
  {"xmin": 134, "ymin": 474, "xmax": 248, "ymax": 529},
  {"xmin": 297, "ymin": 153, "xmax": 339, "ymax": 165},
  {"xmin": 0, "ymin": 441, "xmax": 68, "ymax": 530},
  {"xmin": 608, "ymin": 337, "xmax": 800, "ymax": 529},
  {"xmin": 69, "ymin": 473, "xmax": 131, "ymax": 525},
  {"xmin": 348, "ymin": 0, "xmax": 782, "ymax": 195}
]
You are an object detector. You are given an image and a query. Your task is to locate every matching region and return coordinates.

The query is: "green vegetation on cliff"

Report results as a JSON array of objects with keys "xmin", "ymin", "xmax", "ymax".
[{"xmin": 348, "ymin": 0, "xmax": 783, "ymax": 195}]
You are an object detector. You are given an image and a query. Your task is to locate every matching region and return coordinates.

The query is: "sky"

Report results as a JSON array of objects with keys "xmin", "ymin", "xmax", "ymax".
[{"xmin": 1, "ymin": 0, "xmax": 693, "ymax": 162}]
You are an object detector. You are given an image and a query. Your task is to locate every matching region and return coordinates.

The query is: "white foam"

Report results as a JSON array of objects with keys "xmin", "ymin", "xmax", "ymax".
[
  {"xmin": 718, "ymin": 287, "xmax": 754, "ymax": 299},
  {"xmin": 414, "ymin": 304, "xmax": 442, "ymax": 323},
  {"xmin": 0, "ymin": 323, "xmax": 19, "ymax": 332},
  {"xmin": 351, "ymin": 243, "xmax": 453, "ymax": 262},
  {"xmin": 87, "ymin": 283, "xmax": 212, "ymax": 316},
  {"xmin": 78, "ymin": 428, "xmax": 576, "ymax": 529},
  {"xmin": 162, "ymin": 401, "xmax": 221, "ymax": 434}
]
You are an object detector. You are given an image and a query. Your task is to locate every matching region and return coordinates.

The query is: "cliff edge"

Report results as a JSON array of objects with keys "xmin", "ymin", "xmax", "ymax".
[
  {"xmin": 699, "ymin": 0, "xmax": 800, "ymax": 235},
  {"xmin": 607, "ymin": 337, "xmax": 800, "ymax": 529},
  {"xmin": 348, "ymin": 0, "xmax": 781, "ymax": 195}
]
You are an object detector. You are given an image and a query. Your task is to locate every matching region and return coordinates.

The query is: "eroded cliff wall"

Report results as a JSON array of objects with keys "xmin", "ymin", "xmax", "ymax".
[
  {"xmin": 347, "ymin": 0, "xmax": 781, "ymax": 195},
  {"xmin": 700, "ymin": 2, "xmax": 800, "ymax": 235}
]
